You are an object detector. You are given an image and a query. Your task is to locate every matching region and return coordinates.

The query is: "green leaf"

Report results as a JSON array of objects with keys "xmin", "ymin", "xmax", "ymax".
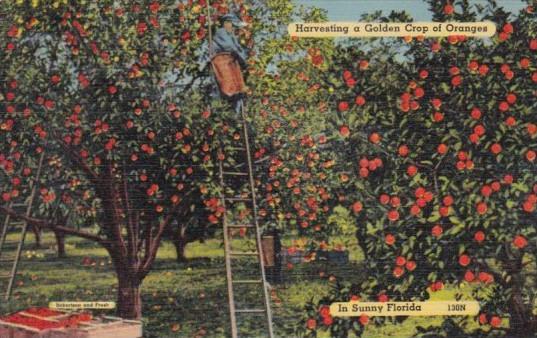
[
  {"xmin": 427, "ymin": 212, "xmax": 441, "ymax": 222},
  {"xmin": 492, "ymin": 55, "xmax": 504, "ymax": 63},
  {"xmin": 448, "ymin": 216, "xmax": 465, "ymax": 235},
  {"xmin": 366, "ymin": 223, "xmax": 377, "ymax": 235}
]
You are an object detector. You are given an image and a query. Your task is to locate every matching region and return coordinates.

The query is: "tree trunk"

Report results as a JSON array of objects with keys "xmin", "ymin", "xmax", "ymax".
[
  {"xmin": 116, "ymin": 272, "xmax": 142, "ymax": 320},
  {"xmin": 32, "ymin": 226, "xmax": 41, "ymax": 249},
  {"xmin": 173, "ymin": 223, "xmax": 188, "ymax": 263},
  {"xmin": 54, "ymin": 231, "xmax": 66, "ymax": 258},
  {"xmin": 174, "ymin": 238, "xmax": 187, "ymax": 262},
  {"xmin": 504, "ymin": 257, "xmax": 537, "ymax": 337},
  {"xmin": 508, "ymin": 288, "xmax": 537, "ymax": 337}
]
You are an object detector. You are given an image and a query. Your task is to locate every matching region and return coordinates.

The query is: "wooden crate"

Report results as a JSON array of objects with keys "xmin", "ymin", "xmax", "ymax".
[
  {"xmin": 0, "ymin": 311, "xmax": 142, "ymax": 338},
  {"xmin": 0, "ymin": 309, "xmax": 84, "ymax": 338},
  {"xmin": 281, "ymin": 248, "xmax": 305, "ymax": 265},
  {"xmin": 0, "ymin": 319, "xmax": 50, "ymax": 338},
  {"xmin": 261, "ymin": 235, "xmax": 276, "ymax": 267},
  {"xmin": 47, "ymin": 316, "xmax": 142, "ymax": 338}
]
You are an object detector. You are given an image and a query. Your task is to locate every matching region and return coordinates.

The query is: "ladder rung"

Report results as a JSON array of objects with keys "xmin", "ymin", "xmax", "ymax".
[
  {"xmin": 230, "ymin": 251, "xmax": 258, "ymax": 256},
  {"xmin": 227, "ymin": 162, "xmax": 247, "ymax": 168},
  {"xmin": 0, "ymin": 273, "xmax": 12, "ymax": 279},
  {"xmin": 235, "ymin": 309, "xmax": 266, "ymax": 313},
  {"xmin": 222, "ymin": 171, "xmax": 249, "ymax": 176},
  {"xmin": 254, "ymin": 156, "xmax": 270, "ymax": 164},
  {"xmin": 225, "ymin": 197, "xmax": 251, "ymax": 202},
  {"xmin": 1, "ymin": 240, "xmax": 19, "ymax": 245},
  {"xmin": 0, "ymin": 257, "xmax": 16, "ymax": 262},
  {"xmin": 226, "ymin": 224, "xmax": 255, "ymax": 228},
  {"xmin": 233, "ymin": 279, "xmax": 263, "ymax": 284},
  {"xmin": 8, "ymin": 220, "xmax": 26, "ymax": 225}
]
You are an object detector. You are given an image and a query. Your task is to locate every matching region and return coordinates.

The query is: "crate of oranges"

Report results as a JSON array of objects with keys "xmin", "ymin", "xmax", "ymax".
[{"xmin": 0, "ymin": 308, "xmax": 142, "ymax": 338}]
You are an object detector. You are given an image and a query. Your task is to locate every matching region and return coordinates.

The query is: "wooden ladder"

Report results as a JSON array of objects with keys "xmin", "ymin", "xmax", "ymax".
[
  {"xmin": 217, "ymin": 100, "xmax": 275, "ymax": 338},
  {"xmin": 0, "ymin": 150, "xmax": 45, "ymax": 301}
]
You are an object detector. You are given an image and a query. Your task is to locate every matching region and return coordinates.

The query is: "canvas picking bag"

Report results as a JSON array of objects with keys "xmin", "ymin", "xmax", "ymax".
[{"xmin": 211, "ymin": 52, "xmax": 245, "ymax": 97}]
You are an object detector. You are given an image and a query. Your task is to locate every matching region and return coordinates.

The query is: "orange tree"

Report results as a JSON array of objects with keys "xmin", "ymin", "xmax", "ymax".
[
  {"xmin": 0, "ymin": 0, "xmax": 332, "ymax": 319},
  {"xmin": 244, "ymin": 5, "xmax": 414, "ymax": 259},
  {"xmin": 299, "ymin": 1, "xmax": 537, "ymax": 337},
  {"xmin": 249, "ymin": 9, "xmax": 419, "ymax": 255},
  {"xmin": 0, "ymin": 0, "xmax": 229, "ymax": 319},
  {"xmin": 251, "ymin": 33, "xmax": 340, "ymax": 253}
]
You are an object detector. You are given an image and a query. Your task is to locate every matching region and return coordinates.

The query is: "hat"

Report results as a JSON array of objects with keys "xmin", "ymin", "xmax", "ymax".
[{"xmin": 219, "ymin": 13, "xmax": 246, "ymax": 28}]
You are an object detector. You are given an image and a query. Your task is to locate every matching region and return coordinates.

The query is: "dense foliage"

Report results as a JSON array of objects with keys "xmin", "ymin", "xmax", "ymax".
[
  {"xmin": 297, "ymin": 1, "xmax": 537, "ymax": 337},
  {"xmin": 0, "ymin": 0, "xmax": 324, "ymax": 318}
]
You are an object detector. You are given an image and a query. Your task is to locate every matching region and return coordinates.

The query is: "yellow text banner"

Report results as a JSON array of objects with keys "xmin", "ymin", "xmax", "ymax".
[
  {"xmin": 288, "ymin": 22, "xmax": 496, "ymax": 38},
  {"xmin": 330, "ymin": 301, "xmax": 479, "ymax": 317},
  {"xmin": 49, "ymin": 301, "xmax": 116, "ymax": 310}
]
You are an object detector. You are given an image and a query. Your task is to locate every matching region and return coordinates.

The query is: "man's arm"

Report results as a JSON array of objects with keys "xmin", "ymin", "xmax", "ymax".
[
  {"xmin": 213, "ymin": 29, "xmax": 247, "ymax": 67},
  {"xmin": 234, "ymin": 43, "xmax": 248, "ymax": 68},
  {"xmin": 211, "ymin": 29, "xmax": 228, "ymax": 54}
]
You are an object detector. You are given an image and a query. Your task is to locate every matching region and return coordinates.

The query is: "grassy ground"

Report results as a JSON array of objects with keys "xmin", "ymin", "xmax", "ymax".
[{"xmin": 0, "ymin": 231, "xmax": 483, "ymax": 337}]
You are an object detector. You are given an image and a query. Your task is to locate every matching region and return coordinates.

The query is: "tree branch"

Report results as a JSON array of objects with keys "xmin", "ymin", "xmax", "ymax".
[
  {"xmin": 140, "ymin": 203, "xmax": 182, "ymax": 276},
  {"xmin": 56, "ymin": 137, "xmax": 100, "ymax": 182},
  {"xmin": 103, "ymin": 158, "xmax": 127, "ymax": 257},
  {"xmin": 121, "ymin": 166, "xmax": 137, "ymax": 265},
  {"xmin": 0, "ymin": 206, "xmax": 107, "ymax": 245}
]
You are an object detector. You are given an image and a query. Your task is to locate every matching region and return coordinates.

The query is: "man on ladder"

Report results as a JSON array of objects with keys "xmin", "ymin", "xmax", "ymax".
[
  {"xmin": 209, "ymin": 13, "xmax": 248, "ymax": 117},
  {"xmin": 206, "ymin": 11, "xmax": 275, "ymax": 338}
]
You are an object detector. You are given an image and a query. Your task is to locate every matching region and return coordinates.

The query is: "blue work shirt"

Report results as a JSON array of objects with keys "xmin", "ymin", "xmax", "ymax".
[{"xmin": 211, "ymin": 27, "xmax": 248, "ymax": 67}]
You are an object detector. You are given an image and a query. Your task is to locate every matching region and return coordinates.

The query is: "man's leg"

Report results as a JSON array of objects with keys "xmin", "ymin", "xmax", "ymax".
[
  {"xmin": 233, "ymin": 96, "xmax": 244, "ymax": 118},
  {"xmin": 234, "ymin": 97, "xmax": 241, "ymax": 116}
]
